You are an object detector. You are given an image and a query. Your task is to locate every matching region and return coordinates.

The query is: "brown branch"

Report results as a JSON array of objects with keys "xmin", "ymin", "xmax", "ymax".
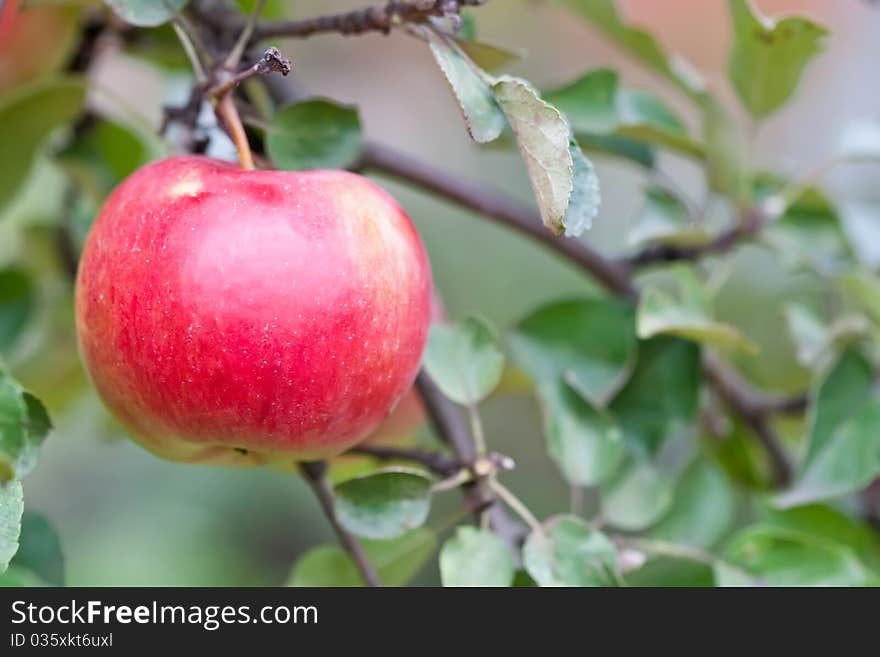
[
  {"xmin": 416, "ymin": 371, "xmax": 528, "ymax": 547},
  {"xmin": 703, "ymin": 354, "xmax": 793, "ymax": 486},
  {"xmin": 207, "ymin": 47, "xmax": 291, "ymax": 98},
  {"xmin": 299, "ymin": 461, "xmax": 382, "ymax": 586},
  {"xmin": 348, "ymin": 444, "xmax": 463, "ymax": 476},
  {"xmin": 255, "ymin": 1, "xmax": 487, "ymax": 40},
  {"xmin": 622, "ymin": 208, "xmax": 766, "ymax": 269},
  {"xmin": 363, "ymin": 141, "xmax": 796, "ymax": 486}
]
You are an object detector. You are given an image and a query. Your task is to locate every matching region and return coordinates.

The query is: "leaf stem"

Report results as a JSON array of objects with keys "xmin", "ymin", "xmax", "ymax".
[
  {"xmin": 467, "ymin": 402, "xmax": 487, "ymax": 455},
  {"xmin": 431, "ymin": 468, "xmax": 474, "ymax": 493},
  {"xmin": 489, "ymin": 479, "xmax": 543, "ymax": 536},
  {"xmin": 172, "ymin": 18, "xmax": 208, "ymax": 83},
  {"xmin": 299, "ymin": 461, "xmax": 382, "ymax": 587},
  {"xmin": 226, "ymin": 0, "xmax": 268, "ymax": 69}
]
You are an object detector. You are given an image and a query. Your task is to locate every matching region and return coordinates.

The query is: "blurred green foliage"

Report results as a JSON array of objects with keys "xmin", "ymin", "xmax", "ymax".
[{"xmin": 1, "ymin": 0, "xmax": 880, "ymax": 587}]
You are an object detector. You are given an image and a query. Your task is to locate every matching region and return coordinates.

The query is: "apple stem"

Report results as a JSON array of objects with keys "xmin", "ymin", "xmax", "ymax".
[
  {"xmin": 299, "ymin": 461, "xmax": 382, "ymax": 587},
  {"xmin": 216, "ymin": 94, "xmax": 255, "ymax": 170}
]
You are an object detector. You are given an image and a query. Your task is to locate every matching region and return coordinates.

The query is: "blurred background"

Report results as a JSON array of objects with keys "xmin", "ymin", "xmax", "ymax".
[{"xmin": 3, "ymin": 0, "xmax": 880, "ymax": 585}]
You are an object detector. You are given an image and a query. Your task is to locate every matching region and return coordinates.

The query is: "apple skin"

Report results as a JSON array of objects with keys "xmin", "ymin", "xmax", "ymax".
[
  {"xmin": 360, "ymin": 293, "xmax": 444, "ymax": 447},
  {"xmin": 75, "ymin": 156, "xmax": 432, "ymax": 465}
]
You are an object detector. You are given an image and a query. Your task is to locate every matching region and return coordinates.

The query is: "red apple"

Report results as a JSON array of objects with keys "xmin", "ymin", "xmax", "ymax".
[
  {"xmin": 360, "ymin": 293, "xmax": 445, "ymax": 447},
  {"xmin": 75, "ymin": 156, "xmax": 432, "ymax": 465}
]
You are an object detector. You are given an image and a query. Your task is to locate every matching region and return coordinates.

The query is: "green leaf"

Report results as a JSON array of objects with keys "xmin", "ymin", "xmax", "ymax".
[
  {"xmin": 0, "ymin": 480, "xmax": 23, "ymax": 574},
  {"xmin": 727, "ymin": 0, "xmax": 828, "ymax": 118},
  {"xmin": 289, "ymin": 528, "xmax": 437, "ymax": 587},
  {"xmin": 235, "ymin": 0, "xmax": 287, "ymax": 19},
  {"xmin": 757, "ymin": 503, "xmax": 880, "ymax": 573},
  {"xmin": 840, "ymin": 269, "xmax": 880, "ymax": 326},
  {"xmin": 601, "ymin": 459, "xmax": 676, "ymax": 531},
  {"xmin": 803, "ymin": 349, "xmax": 873, "ymax": 465},
  {"xmin": 616, "ymin": 89, "xmax": 704, "ymax": 159},
  {"xmin": 426, "ymin": 32, "xmax": 506, "ymax": 143},
  {"xmin": 333, "ymin": 469, "xmax": 432, "ymax": 540},
  {"xmin": 9, "ymin": 512, "xmax": 64, "ymax": 586},
  {"xmin": 458, "ymin": 10, "xmax": 478, "ymax": 40},
  {"xmin": 104, "ymin": 1, "xmax": 189, "ymax": 27},
  {"xmin": 0, "ymin": 77, "xmax": 86, "ymax": 213},
  {"xmin": 0, "ymin": 268, "xmax": 35, "ymax": 352},
  {"xmin": 775, "ymin": 349, "xmax": 880, "ymax": 508},
  {"xmin": 455, "ymin": 40, "xmax": 521, "ymax": 72},
  {"xmin": 0, "ymin": 564, "xmax": 48, "ymax": 587},
  {"xmin": 545, "ymin": 69, "xmax": 703, "ymax": 162},
  {"xmin": 783, "ymin": 303, "xmax": 829, "ymax": 367},
  {"xmin": 0, "ymin": 371, "xmax": 51, "ymax": 483},
  {"xmin": 838, "ymin": 200, "xmax": 880, "ymax": 270},
  {"xmin": 266, "ymin": 99, "xmax": 363, "ymax": 171},
  {"xmin": 648, "ymin": 460, "xmax": 735, "ymax": 548},
  {"xmin": 558, "ymin": 0, "xmax": 706, "ymax": 102},
  {"xmin": 719, "ymin": 524, "xmax": 872, "ymax": 586},
  {"xmin": 576, "ymin": 133, "xmax": 655, "ymax": 168},
  {"xmin": 628, "ymin": 187, "xmax": 710, "ymax": 247},
  {"xmin": 610, "ymin": 336, "xmax": 701, "ymax": 455},
  {"xmin": 0, "ymin": 373, "xmax": 28, "ymax": 483},
  {"xmin": 536, "ymin": 378, "xmax": 624, "ymax": 487},
  {"xmin": 58, "ymin": 119, "xmax": 163, "ymax": 247},
  {"xmin": 702, "ymin": 97, "xmax": 745, "ymax": 200},
  {"xmin": 776, "ymin": 399, "xmax": 880, "ymax": 508},
  {"xmin": 439, "ymin": 526, "xmax": 514, "ymax": 587},
  {"xmin": 783, "ymin": 303, "xmax": 867, "ymax": 368},
  {"xmin": 522, "ymin": 515, "xmax": 618, "ymax": 587},
  {"xmin": 761, "ymin": 185, "xmax": 851, "ymax": 274},
  {"xmin": 423, "ymin": 317, "xmax": 505, "ymax": 405},
  {"xmin": 492, "ymin": 76, "xmax": 600, "ymax": 236},
  {"xmin": 566, "ymin": 140, "xmax": 602, "ymax": 238},
  {"xmin": 509, "ymin": 297, "xmax": 637, "ymax": 407},
  {"xmin": 637, "ymin": 266, "xmax": 758, "ymax": 354}
]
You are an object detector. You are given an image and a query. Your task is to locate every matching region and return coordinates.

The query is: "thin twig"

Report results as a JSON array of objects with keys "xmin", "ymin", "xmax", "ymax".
[
  {"xmin": 416, "ymin": 371, "xmax": 528, "ymax": 547},
  {"xmin": 208, "ymin": 47, "xmax": 291, "ymax": 99},
  {"xmin": 467, "ymin": 402, "xmax": 487, "ymax": 455},
  {"xmin": 172, "ymin": 19, "xmax": 208, "ymax": 83},
  {"xmin": 299, "ymin": 461, "xmax": 382, "ymax": 587},
  {"xmin": 253, "ymin": 1, "xmax": 486, "ymax": 40},
  {"xmin": 622, "ymin": 207, "xmax": 766, "ymax": 269},
  {"xmin": 489, "ymin": 479, "xmax": 543, "ymax": 535},
  {"xmin": 704, "ymin": 353, "xmax": 793, "ymax": 486},
  {"xmin": 362, "ymin": 141, "xmax": 797, "ymax": 485},
  {"xmin": 415, "ymin": 370, "xmax": 476, "ymax": 460},
  {"xmin": 226, "ymin": 0, "xmax": 268, "ymax": 68}
]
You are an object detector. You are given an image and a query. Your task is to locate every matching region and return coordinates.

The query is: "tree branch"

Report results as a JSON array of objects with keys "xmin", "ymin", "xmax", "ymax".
[
  {"xmin": 255, "ymin": 1, "xmax": 487, "ymax": 40},
  {"xmin": 363, "ymin": 141, "xmax": 797, "ymax": 486},
  {"xmin": 299, "ymin": 461, "xmax": 382, "ymax": 586},
  {"xmin": 622, "ymin": 209, "xmax": 767, "ymax": 269},
  {"xmin": 703, "ymin": 354, "xmax": 793, "ymax": 486},
  {"xmin": 416, "ymin": 371, "xmax": 528, "ymax": 547}
]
